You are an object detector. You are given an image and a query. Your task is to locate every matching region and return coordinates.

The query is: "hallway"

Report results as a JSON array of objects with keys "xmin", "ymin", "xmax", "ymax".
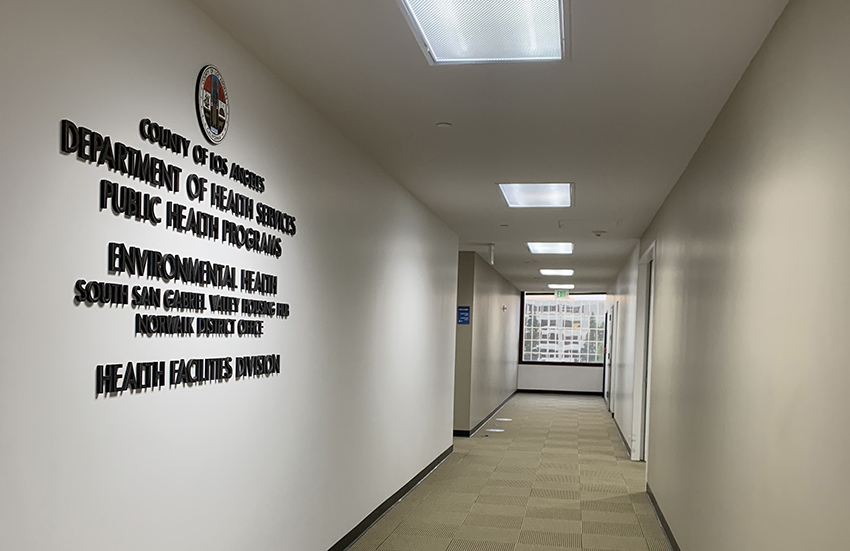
[{"xmin": 350, "ymin": 394, "xmax": 669, "ymax": 551}]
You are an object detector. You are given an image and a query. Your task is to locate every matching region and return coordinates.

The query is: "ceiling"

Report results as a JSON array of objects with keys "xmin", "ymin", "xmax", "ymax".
[{"xmin": 192, "ymin": 0, "xmax": 789, "ymax": 293}]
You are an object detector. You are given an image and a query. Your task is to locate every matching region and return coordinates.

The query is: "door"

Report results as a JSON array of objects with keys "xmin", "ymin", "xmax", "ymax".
[{"xmin": 640, "ymin": 259, "xmax": 655, "ymax": 460}]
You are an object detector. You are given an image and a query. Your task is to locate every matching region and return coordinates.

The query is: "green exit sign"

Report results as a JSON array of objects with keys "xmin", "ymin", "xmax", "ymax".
[{"xmin": 555, "ymin": 290, "xmax": 569, "ymax": 299}]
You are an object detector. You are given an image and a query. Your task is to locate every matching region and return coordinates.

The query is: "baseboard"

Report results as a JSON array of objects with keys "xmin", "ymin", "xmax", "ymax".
[
  {"xmin": 453, "ymin": 390, "xmax": 517, "ymax": 437},
  {"xmin": 646, "ymin": 483, "xmax": 682, "ymax": 551},
  {"xmin": 328, "ymin": 445, "xmax": 454, "ymax": 551},
  {"xmin": 518, "ymin": 389, "xmax": 604, "ymax": 396}
]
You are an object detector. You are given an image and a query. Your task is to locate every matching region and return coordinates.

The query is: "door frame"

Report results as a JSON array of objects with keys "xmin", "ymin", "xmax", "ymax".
[
  {"xmin": 606, "ymin": 301, "xmax": 619, "ymax": 415},
  {"xmin": 603, "ymin": 307, "xmax": 613, "ymax": 408},
  {"xmin": 630, "ymin": 242, "xmax": 656, "ymax": 461}
]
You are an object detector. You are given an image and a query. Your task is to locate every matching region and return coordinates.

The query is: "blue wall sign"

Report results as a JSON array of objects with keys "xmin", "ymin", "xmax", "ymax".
[{"xmin": 457, "ymin": 306, "xmax": 470, "ymax": 325}]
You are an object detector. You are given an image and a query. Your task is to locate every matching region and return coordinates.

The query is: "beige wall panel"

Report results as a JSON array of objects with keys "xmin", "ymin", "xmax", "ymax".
[
  {"xmin": 468, "ymin": 254, "xmax": 521, "ymax": 429},
  {"xmin": 453, "ymin": 253, "xmax": 521, "ymax": 431},
  {"xmin": 640, "ymin": 0, "xmax": 850, "ymax": 547},
  {"xmin": 608, "ymin": 245, "xmax": 640, "ymax": 449},
  {"xmin": 454, "ymin": 252, "xmax": 475, "ymax": 430}
]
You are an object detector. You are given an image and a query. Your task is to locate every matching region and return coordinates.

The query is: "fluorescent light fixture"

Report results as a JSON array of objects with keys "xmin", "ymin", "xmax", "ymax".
[
  {"xmin": 540, "ymin": 269, "xmax": 574, "ymax": 276},
  {"xmin": 399, "ymin": 0, "xmax": 566, "ymax": 65},
  {"xmin": 570, "ymin": 294, "xmax": 607, "ymax": 301},
  {"xmin": 528, "ymin": 242, "xmax": 573, "ymax": 254},
  {"xmin": 496, "ymin": 418, "xmax": 512, "ymax": 421},
  {"xmin": 486, "ymin": 429, "xmax": 505, "ymax": 432},
  {"xmin": 548, "ymin": 284, "xmax": 575, "ymax": 290},
  {"xmin": 498, "ymin": 183, "xmax": 573, "ymax": 208}
]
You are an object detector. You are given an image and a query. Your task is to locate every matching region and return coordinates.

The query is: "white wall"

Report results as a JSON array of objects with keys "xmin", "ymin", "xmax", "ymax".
[
  {"xmin": 641, "ymin": 0, "xmax": 850, "ymax": 547},
  {"xmin": 0, "ymin": 1, "xmax": 458, "ymax": 550},
  {"xmin": 454, "ymin": 253, "xmax": 521, "ymax": 431},
  {"xmin": 607, "ymin": 244, "xmax": 640, "ymax": 452},
  {"xmin": 517, "ymin": 364, "xmax": 603, "ymax": 393}
]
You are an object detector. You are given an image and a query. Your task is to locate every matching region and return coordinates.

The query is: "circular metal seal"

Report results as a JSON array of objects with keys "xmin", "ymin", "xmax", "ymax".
[{"xmin": 196, "ymin": 65, "xmax": 229, "ymax": 145}]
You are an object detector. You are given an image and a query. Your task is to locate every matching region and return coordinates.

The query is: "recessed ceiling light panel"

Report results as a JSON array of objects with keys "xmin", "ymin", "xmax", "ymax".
[
  {"xmin": 399, "ymin": 0, "xmax": 566, "ymax": 65},
  {"xmin": 499, "ymin": 183, "xmax": 572, "ymax": 208},
  {"xmin": 528, "ymin": 242, "xmax": 573, "ymax": 254},
  {"xmin": 540, "ymin": 269, "xmax": 574, "ymax": 276},
  {"xmin": 548, "ymin": 284, "xmax": 575, "ymax": 290}
]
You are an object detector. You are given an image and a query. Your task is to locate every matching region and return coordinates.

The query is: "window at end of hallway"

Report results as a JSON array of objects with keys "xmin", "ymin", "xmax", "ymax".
[{"xmin": 521, "ymin": 294, "xmax": 606, "ymax": 365}]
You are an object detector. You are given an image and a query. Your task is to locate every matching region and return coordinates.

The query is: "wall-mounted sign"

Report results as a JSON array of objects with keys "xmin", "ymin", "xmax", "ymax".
[
  {"xmin": 457, "ymin": 306, "xmax": 470, "ymax": 325},
  {"xmin": 196, "ymin": 65, "xmax": 229, "ymax": 145},
  {"xmin": 58, "ymin": 63, "xmax": 300, "ymax": 398},
  {"xmin": 555, "ymin": 290, "xmax": 569, "ymax": 299}
]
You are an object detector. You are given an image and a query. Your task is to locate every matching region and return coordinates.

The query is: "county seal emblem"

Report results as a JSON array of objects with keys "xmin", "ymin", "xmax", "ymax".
[{"xmin": 196, "ymin": 65, "xmax": 229, "ymax": 145}]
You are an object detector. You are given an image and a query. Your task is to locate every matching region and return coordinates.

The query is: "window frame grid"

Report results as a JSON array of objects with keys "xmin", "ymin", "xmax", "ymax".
[{"xmin": 519, "ymin": 293, "xmax": 607, "ymax": 366}]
